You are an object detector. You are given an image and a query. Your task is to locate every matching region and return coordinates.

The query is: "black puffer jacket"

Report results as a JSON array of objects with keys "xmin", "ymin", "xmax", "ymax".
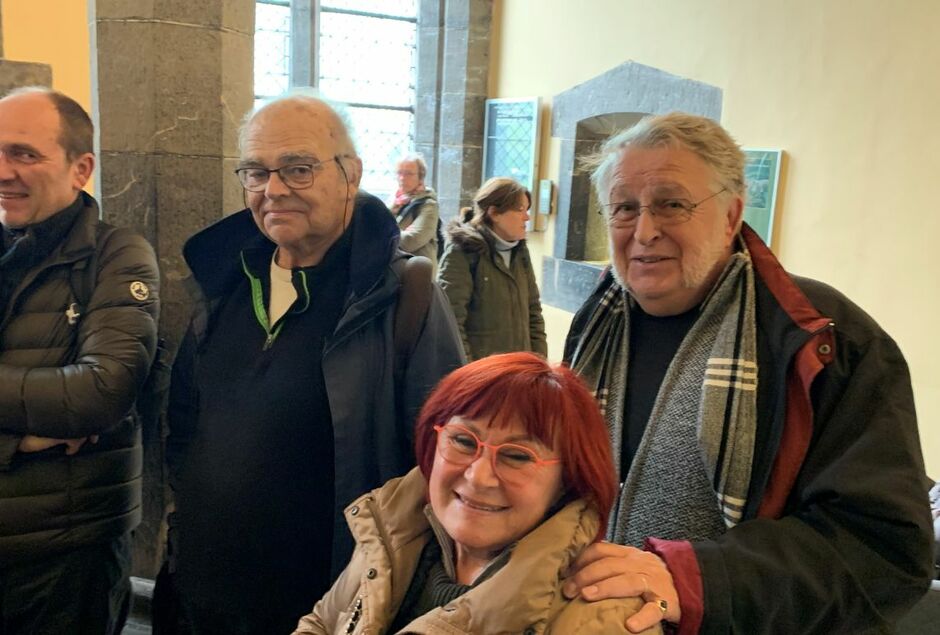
[{"xmin": 0, "ymin": 192, "xmax": 160, "ymax": 566}]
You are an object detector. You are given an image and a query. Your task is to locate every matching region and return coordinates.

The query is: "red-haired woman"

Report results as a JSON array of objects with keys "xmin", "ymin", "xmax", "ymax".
[{"xmin": 293, "ymin": 353, "xmax": 661, "ymax": 635}]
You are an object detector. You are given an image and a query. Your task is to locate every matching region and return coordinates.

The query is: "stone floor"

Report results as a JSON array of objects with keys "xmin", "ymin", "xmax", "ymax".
[{"xmin": 121, "ymin": 577, "xmax": 153, "ymax": 635}]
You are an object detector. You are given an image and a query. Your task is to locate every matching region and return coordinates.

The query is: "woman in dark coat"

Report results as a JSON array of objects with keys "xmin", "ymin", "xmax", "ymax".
[{"xmin": 437, "ymin": 177, "xmax": 546, "ymax": 361}]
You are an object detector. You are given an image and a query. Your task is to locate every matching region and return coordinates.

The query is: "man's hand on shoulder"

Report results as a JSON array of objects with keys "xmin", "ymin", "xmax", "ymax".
[
  {"xmin": 18, "ymin": 434, "xmax": 99, "ymax": 455},
  {"xmin": 562, "ymin": 541, "xmax": 680, "ymax": 632}
]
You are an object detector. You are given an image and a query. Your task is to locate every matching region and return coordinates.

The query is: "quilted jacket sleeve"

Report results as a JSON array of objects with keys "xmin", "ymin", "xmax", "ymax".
[{"xmin": 0, "ymin": 229, "xmax": 159, "ymax": 439}]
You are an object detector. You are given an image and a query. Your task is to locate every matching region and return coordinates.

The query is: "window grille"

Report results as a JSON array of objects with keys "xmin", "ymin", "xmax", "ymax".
[{"xmin": 254, "ymin": 1, "xmax": 418, "ymax": 203}]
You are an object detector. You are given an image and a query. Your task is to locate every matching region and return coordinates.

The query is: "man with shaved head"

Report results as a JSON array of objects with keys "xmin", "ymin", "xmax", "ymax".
[
  {"xmin": 0, "ymin": 87, "xmax": 159, "ymax": 633},
  {"xmin": 158, "ymin": 93, "xmax": 463, "ymax": 633}
]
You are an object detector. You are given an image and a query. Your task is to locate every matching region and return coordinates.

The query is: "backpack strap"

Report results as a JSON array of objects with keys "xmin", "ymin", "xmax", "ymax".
[{"xmin": 393, "ymin": 254, "xmax": 434, "ymax": 382}]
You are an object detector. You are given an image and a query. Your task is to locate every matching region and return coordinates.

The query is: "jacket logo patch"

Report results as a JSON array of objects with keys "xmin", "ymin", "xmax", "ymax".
[
  {"xmin": 65, "ymin": 303, "xmax": 82, "ymax": 325},
  {"xmin": 129, "ymin": 281, "xmax": 150, "ymax": 301}
]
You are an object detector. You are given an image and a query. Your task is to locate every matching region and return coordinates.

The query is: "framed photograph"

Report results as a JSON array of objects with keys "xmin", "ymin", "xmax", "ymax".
[{"xmin": 742, "ymin": 149, "xmax": 783, "ymax": 244}]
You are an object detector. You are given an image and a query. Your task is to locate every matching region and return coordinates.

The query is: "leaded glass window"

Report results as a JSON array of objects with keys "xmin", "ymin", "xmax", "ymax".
[{"xmin": 254, "ymin": 1, "xmax": 418, "ymax": 203}]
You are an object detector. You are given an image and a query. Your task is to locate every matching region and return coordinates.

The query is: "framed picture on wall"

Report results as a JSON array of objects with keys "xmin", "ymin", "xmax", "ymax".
[{"xmin": 742, "ymin": 149, "xmax": 783, "ymax": 244}]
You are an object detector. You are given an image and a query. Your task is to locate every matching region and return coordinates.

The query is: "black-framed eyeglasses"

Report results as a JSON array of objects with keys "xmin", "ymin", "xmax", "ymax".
[
  {"xmin": 234, "ymin": 155, "xmax": 344, "ymax": 192},
  {"xmin": 604, "ymin": 187, "xmax": 728, "ymax": 226}
]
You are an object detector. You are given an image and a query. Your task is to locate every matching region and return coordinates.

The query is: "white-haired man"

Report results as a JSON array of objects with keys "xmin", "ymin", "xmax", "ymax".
[
  {"xmin": 158, "ymin": 94, "xmax": 463, "ymax": 634},
  {"xmin": 562, "ymin": 112, "xmax": 933, "ymax": 633}
]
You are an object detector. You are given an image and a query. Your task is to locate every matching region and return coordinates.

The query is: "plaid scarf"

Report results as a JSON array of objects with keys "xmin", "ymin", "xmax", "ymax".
[{"xmin": 569, "ymin": 247, "xmax": 758, "ymax": 543}]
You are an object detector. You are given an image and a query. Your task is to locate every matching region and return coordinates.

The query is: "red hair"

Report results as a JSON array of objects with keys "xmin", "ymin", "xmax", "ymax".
[{"xmin": 414, "ymin": 352, "xmax": 617, "ymax": 539}]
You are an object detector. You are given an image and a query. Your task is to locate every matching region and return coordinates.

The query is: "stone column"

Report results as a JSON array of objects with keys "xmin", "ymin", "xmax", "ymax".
[
  {"xmin": 90, "ymin": 0, "xmax": 255, "ymax": 578},
  {"xmin": 415, "ymin": 0, "xmax": 491, "ymax": 222}
]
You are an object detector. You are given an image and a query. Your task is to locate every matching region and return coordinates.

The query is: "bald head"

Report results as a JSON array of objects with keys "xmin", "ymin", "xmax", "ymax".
[
  {"xmin": 240, "ymin": 95, "xmax": 357, "ymax": 159},
  {"xmin": 236, "ymin": 93, "xmax": 364, "ymax": 268},
  {"xmin": 2, "ymin": 87, "xmax": 93, "ymax": 160},
  {"xmin": 0, "ymin": 88, "xmax": 95, "ymax": 228}
]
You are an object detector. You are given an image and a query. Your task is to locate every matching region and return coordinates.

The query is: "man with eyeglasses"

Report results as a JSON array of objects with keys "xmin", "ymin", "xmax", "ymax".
[
  {"xmin": 157, "ymin": 93, "xmax": 463, "ymax": 634},
  {"xmin": 0, "ymin": 87, "xmax": 159, "ymax": 634},
  {"xmin": 561, "ymin": 112, "xmax": 932, "ymax": 633}
]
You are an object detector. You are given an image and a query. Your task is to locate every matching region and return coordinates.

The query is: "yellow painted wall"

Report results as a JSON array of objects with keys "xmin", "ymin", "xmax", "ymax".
[
  {"xmin": 491, "ymin": 0, "xmax": 940, "ymax": 475},
  {"xmin": 2, "ymin": 0, "xmax": 91, "ymax": 111},
  {"xmin": 3, "ymin": 0, "xmax": 92, "ymax": 193}
]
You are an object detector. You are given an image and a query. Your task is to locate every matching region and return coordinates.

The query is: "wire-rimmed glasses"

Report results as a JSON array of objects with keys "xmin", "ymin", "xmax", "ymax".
[{"xmin": 605, "ymin": 187, "xmax": 728, "ymax": 227}]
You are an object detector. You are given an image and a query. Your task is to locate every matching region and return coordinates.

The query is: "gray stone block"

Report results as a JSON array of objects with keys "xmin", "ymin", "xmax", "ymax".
[
  {"xmin": 222, "ymin": 157, "xmax": 247, "ymax": 214},
  {"xmin": 416, "ymin": 27, "xmax": 442, "ymax": 95},
  {"xmin": 94, "ymin": 21, "xmax": 157, "ymax": 153},
  {"xmin": 419, "ymin": 0, "xmax": 444, "ymax": 27},
  {"xmin": 222, "ymin": 0, "xmax": 255, "ymax": 34},
  {"xmin": 97, "ymin": 151, "xmax": 158, "ymax": 244},
  {"xmin": 441, "ymin": 27, "xmax": 469, "ymax": 92},
  {"xmin": 414, "ymin": 97, "xmax": 439, "ymax": 147},
  {"xmin": 150, "ymin": 25, "xmax": 224, "ymax": 156},
  {"xmin": 220, "ymin": 30, "xmax": 254, "ymax": 156},
  {"xmin": 0, "ymin": 60, "xmax": 53, "ymax": 96},
  {"xmin": 93, "ymin": 0, "xmax": 157, "ymax": 20},
  {"xmin": 154, "ymin": 154, "xmax": 228, "ymax": 255}
]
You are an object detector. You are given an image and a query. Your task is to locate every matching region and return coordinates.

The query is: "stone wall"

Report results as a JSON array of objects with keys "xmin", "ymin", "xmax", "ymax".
[{"xmin": 91, "ymin": 0, "xmax": 256, "ymax": 578}]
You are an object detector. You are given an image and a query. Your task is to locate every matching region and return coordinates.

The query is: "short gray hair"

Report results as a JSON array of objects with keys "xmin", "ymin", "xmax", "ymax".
[
  {"xmin": 397, "ymin": 152, "xmax": 427, "ymax": 180},
  {"xmin": 238, "ymin": 88, "xmax": 358, "ymax": 157},
  {"xmin": 586, "ymin": 112, "xmax": 745, "ymax": 206}
]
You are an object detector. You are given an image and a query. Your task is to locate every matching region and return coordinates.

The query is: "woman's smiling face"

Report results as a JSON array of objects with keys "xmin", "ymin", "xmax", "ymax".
[{"xmin": 428, "ymin": 415, "xmax": 564, "ymax": 564}]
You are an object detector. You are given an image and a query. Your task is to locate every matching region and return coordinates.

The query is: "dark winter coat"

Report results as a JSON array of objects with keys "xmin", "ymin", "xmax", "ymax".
[
  {"xmin": 0, "ymin": 192, "xmax": 160, "ymax": 565},
  {"xmin": 166, "ymin": 192, "xmax": 465, "ymax": 575},
  {"xmin": 438, "ymin": 220, "xmax": 547, "ymax": 361},
  {"xmin": 565, "ymin": 224, "xmax": 933, "ymax": 634}
]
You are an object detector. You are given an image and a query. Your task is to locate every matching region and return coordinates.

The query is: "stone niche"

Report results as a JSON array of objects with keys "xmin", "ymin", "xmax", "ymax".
[{"xmin": 541, "ymin": 61, "xmax": 722, "ymax": 312}]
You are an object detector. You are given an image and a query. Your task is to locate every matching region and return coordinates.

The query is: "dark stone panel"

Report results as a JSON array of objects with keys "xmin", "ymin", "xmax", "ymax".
[
  {"xmin": 414, "ymin": 94, "xmax": 440, "ymax": 146},
  {"xmin": 221, "ymin": 0, "xmax": 255, "ymax": 33},
  {"xmin": 222, "ymin": 156, "xmax": 247, "ymax": 215},
  {"xmin": 97, "ymin": 151, "xmax": 158, "ymax": 244},
  {"xmin": 220, "ymin": 29, "xmax": 255, "ymax": 156},
  {"xmin": 554, "ymin": 139, "xmax": 575, "ymax": 260},
  {"xmin": 540, "ymin": 256, "xmax": 605, "ymax": 313},
  {"xmin": 441, "ymin": 27, "xmax": 470, "ymax": 93},
  {"xmin": 94, "ymin": 0, "xmax": 157, "ymax": 20},
  {"xmin": 154, "ymin": 0, "xmax": 223, "ymax": 27},
  {"xmin": 440, "ymin": 91, "xmax": 485, "ymax": 145},
  {"xmin": 149, "ymin": 25, "xmax": 225, "ymax": 156},
  {"xmin": 94, "ymin": 21, "xmax": 158, "ymax": 153},
  {"xmin": 154, "ymin": 154, "xmax": 228, "ymax": 274},
  {"xmin": 0, "ymin": 60, "xmax": 53, "ymax": 95}
]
